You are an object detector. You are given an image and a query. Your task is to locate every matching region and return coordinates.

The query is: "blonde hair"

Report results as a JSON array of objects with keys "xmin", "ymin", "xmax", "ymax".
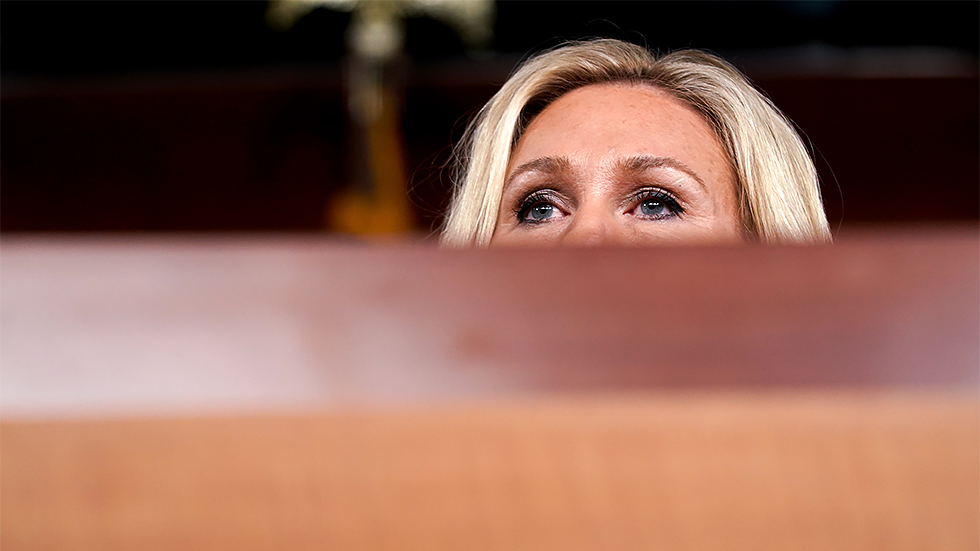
[{"xmin": 441, "ymin": 39, "xmax": 831, "ymax": 246}]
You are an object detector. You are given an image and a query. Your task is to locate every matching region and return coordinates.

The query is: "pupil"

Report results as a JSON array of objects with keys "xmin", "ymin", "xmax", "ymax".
[
  {"xmin": 641, "ymin": 200, "xmax": 665, "ymax": 216},
  {"xmin": 531, "ymin": 204, "xmax": 553, "ymax": 219}
]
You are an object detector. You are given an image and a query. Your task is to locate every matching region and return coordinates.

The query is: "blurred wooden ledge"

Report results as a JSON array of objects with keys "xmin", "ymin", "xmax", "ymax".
[
  {"xmin": 2, "ymin": 225, "xmax": 976, "ymax": 416},
  {"xmin": 1, "ymin": 225, "xmax": 977, "ymax": 550}
]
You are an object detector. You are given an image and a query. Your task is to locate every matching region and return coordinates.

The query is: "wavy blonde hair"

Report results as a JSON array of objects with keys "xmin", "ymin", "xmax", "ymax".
[{"xmin": 441, "ymin": 39, "xmax": 831, "ymax": 246}]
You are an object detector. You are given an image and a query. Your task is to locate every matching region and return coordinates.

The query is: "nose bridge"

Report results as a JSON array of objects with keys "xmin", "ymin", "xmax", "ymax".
[{"xmin": 560, "ymin": 202, "xmax": 623, "ymax": 246}]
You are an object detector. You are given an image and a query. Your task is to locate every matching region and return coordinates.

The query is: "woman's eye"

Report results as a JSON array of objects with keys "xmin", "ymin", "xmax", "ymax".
[
  {"xmin": 631, "ymin": 191, "xmax": 682, "ymax": 220},
  {"xmin": 639, "ymin": 199, "xmax": 667, "ymax": 217},
  {"xmin": 516, "ymin": 191, "xmax": 566, "ymax": 225},
  {"xmin": 528, "ymin": 203, "xmax": 557, "ymax": 221}
]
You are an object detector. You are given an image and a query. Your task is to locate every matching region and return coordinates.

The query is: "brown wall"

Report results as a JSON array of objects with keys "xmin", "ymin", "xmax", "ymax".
[{"xmin": 2, "ymin": 68, "xmax": 977, "ymax": 234}]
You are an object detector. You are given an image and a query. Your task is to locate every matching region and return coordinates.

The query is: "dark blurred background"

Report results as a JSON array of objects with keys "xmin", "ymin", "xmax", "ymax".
[{"xmin": 2, "ymin": 1, "xmax": 977, "ymax": 236}]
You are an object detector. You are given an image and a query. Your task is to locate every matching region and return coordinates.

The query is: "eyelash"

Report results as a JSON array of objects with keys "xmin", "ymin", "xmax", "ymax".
[
  {"xmin": 629, "ymin": 188, "xmax": 684, "ymax": 219},
  {"xmin": 515, "ymin": 189, "xmax": 563, "ymax": 225},
  {"xmin": 514, "ymin": 187, "xmax": 684, "ymax": 225}
]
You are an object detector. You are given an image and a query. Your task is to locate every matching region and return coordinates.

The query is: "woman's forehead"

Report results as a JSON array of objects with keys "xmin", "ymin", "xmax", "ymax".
[{"xmin": 508, "ymin": 83, "xmax": 734, "ymax": 188}]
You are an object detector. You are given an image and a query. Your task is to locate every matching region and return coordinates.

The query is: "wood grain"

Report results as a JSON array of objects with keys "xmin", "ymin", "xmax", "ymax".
[{"xmin": 2, "ymin": 392, "xmax": 977, "ymax": 551}]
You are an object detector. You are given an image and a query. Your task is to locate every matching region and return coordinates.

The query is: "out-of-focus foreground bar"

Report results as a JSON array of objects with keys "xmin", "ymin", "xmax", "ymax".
[{"xmin": 2, "ymin": 227, "xmax": 978, "ymax": 550}]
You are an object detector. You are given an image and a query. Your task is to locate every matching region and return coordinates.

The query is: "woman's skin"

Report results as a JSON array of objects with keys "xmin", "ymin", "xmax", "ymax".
[{"xmin": 492, "ymin": 83, "xmax": 742, "ymax": 247}]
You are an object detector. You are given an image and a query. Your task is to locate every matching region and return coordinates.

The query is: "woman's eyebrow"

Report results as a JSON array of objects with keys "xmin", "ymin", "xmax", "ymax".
[
  {"xmin": 505, "ymin": 156, "xmax": 571, "ymax": 187},
  {"xmin": 619, "ymin": 155, "xmax": 707, "ymax": 190}
]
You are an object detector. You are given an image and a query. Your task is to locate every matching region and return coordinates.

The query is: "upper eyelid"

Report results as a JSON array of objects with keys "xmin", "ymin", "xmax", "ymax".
[
  {"xmin": 620, "ymin": 186, "xmax": 684, "ymax": 210},
  {"xmin": 508, "ymin": 173, "xmax": 570, "ymax": 197},
  {"xmin": 513, "ymin": 188, "xmax": 567, "ymax": 217},
  {"xmin": 514, "ymin": 187, "xmax": 569, "ymax": 207},
  {"xmin": 618, "ymin": 156, "xmax": 708, "ymax": 191}
]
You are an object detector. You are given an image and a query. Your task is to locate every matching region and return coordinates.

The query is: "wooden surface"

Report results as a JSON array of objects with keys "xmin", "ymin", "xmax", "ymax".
[
  {"xmin": 3, "ymin": 392, "xmax": 977, "ymax": 551},
  {"xmin": 2, "ymin": 228, "xmax": 977, "ymax": 417},
  {"xmin": 2, "ymin": 228, "xmax": 978, "ymax": 550}
]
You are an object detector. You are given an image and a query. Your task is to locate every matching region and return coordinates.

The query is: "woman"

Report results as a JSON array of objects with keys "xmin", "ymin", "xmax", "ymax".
[{"xmin": 441, "ymin": 39, "xmax": 831, "ymax": 247}]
